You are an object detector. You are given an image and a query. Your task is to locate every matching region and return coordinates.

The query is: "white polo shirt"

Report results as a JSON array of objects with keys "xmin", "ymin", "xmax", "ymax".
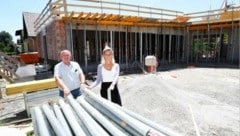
[{"xmin": 54, "ymin": 61, "xmax": 83, "ymax": 91}]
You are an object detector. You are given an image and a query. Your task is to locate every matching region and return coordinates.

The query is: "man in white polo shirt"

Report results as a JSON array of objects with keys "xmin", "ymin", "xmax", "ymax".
[{"xmin": 54, "ymin": 50, "xmax": 85, "ymax": 99}]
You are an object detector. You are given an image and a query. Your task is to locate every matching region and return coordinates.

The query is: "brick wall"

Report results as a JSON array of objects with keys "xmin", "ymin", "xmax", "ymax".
[{"xmin": 45, "ymin": 20, "xmax": 66, "ymax": 62}]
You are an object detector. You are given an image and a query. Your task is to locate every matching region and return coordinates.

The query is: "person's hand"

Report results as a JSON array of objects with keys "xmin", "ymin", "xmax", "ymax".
[
  {"xmin": 80, "ymin": 83, "xmax": 88, "ymax": 90},
  {"xmin": 108, "ymin": 85, "xmax": 114, "ymax": 91},
  {"xmin": 85, "ymin": 85, "xmax": 91, "ymax": 90},
  {"xmin": 63, "ymin": 88, "xmax": 70, "ymax": 97}
]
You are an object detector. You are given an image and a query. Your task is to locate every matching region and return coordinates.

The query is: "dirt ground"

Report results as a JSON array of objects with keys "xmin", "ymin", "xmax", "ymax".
[{"xmin": 0, "ymin": 66, "xmax": 239, "ymax": 136}]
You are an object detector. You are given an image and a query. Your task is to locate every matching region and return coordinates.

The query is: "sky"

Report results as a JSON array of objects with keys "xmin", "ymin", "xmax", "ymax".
[{"xmin": 0, "ymin": 0, "xmax": 239, "ymax": 43}]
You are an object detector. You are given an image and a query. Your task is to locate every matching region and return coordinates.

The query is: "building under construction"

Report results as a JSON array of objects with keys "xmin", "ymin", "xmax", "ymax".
[{"xmin": 21, "ymin": 0, "xmax": 239, "ymax": 72}]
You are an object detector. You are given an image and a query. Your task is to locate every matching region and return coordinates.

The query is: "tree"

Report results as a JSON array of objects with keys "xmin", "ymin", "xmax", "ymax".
[{"xmin": 0, "ymin": 31, "xmax": 16, "ymax": 54}]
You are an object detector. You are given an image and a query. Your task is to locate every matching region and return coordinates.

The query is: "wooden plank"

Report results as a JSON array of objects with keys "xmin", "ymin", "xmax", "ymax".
[
  {"xmin": 84, "ymin": 12, "xmax": 92, "ymax": 20},
  {"xmin": 0, "ymin": 57, "xmax": 17, "ymax": 70},
  {"xmin": 96, "ymin": 13, "xmax": 106, "ymax": 20},
  {"xmin": 77, "ymin": 12, "xmax": 84, "ymax": 19},
  {"xmin": 6, "ymin": 78, "xmax": 58, "ymax": 96},
  {"xmin": 90, "ymin": 12, "xmax": 98, "ymax": 20},
  {"xmin": 0, "ymin": 51, "xmax": 20, "ymax": 65},
  {"xmin": 0, "ymin": 70, "xmax": 14, "ymax": 83},
  {"xmin": 0, "ymin": 61, "xmax": 20, "ymax": 79}
]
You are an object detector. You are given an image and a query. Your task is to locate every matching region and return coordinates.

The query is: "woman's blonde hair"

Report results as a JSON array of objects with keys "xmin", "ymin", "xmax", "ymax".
[{"xmin": 101, "ymin": 45, "xmax": 115, "ymax": 64}]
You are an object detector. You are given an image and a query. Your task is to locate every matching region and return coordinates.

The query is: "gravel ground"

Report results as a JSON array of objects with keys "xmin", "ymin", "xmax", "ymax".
[
  {"xmin": 114, "ymin": 67, "xmax": 239, "ymax": 136},
  {"xmin": 0, "ymin": 66, "xmax": 239, "ymax": 136}
]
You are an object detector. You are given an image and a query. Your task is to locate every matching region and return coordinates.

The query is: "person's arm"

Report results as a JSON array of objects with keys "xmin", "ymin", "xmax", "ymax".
[
  {"xmin": 90, "ymin": 65, "xmax": 102, "ymax": 89},
  {"xmin": 54, "ymin": 64, "xmax": 70, "ymax": 97},
  {"xmin": 109, "ymin": 63, "xmax": 120, "ymax": 90},
  {"xmin": 55, "ymin": 76, "xmax": 70, "ymax": 96},
  {"xmin": 79, "ymin": 72, "xmax": 85, "ymax": 85},
  {"xmin": 75, "ymin": 63, "xmax": 86, "ymax": 88}
]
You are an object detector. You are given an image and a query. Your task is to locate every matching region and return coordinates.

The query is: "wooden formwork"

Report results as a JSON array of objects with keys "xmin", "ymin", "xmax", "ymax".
[{"xmin": 220, "ymin": 10, "xmax": 240, "ymax": 20}]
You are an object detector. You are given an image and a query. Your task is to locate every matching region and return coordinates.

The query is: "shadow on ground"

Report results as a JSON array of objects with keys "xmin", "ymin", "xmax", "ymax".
[{"xmin": 0, "ymin": 110, "xmax": 29, "ymax": 125}]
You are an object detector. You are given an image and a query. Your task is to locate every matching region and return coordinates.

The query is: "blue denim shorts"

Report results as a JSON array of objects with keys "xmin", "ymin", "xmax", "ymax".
[{"xmin": 59, "ymin": 88, "xmax": 81, "ymax": 99}]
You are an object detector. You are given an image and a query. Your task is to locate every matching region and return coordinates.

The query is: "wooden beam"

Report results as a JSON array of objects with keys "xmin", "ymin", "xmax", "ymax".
[
  {"xmin": 107, "ymin": 14, "xmax": 119, "ymax": 21},
  {"xmin": 103, "ymin": 14, "xmax": 113, "ymax": 21},
  {"xmin": 6, "ymin": 78, "xmax": 58, "ymax": 96},
  {"xmin": 69, "ymin": 11, "xmax": 75, "ymax": 19},
  {"xmin": 0, "ymin": 57, "xmax": 17, "ymax": 70},
  {"xmin": 189, "ymin": 21, "xmax": 240, "ymax": 30},
  {"xmin": 84, "ymin": 12, "xmax": 92, "ymax": 20},
  {"xmin": 98, "ymin": 13, "xmax": 106, "ymax": 20},
  {"xmin": 0, "ymin": 70, "xmax": 14, "ymax": 83},
  {"xmin": 0, "ymin": 61, "xmax": 20, "ymax": 79},
  {"xmin": 0, "ymin": 51, "xmax": 20, "ymax": 65},
  {"xmin": 77, "ymin": 12, "xmax": 84, "ymax": 19},
  {"xmin": 90, "ymin": 13, "xmax": 98, "ymax": 20}
]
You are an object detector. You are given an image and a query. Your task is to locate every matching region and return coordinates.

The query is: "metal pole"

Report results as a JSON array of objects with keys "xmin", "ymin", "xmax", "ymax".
[
  {"xmin": 110, "ymin": 30, "xmax": 113, "ymax": 49},
  {"xmin": 67, "ymin": 95, "xmax": 109, "ymax": 136},
  {"xmin": 169, "ymin": 31, "xmax": 172, "ymax": 63},
  {"xmin": 196, "ymin": 30, "xmax": 199, "ymax": 64},
  {"xmin": 95, "ymin": 25, "xmax": 99, "ymax": 63},
  {"xmin": 163, "ymin": 34, "xmax": 166, "ymax": 64},
  {"xmin": 77, "ymin": 97, "xmax": 128, "ymax": 136},
  {"xmin": 140, "ymin": 32, "xmax": 143, "ymax": 63},
  {"xmin": 186, "ymin": 26, "xmax": 189, "ymax": 64},
  {"xmin": 41, "ymin": 104, "xmax": 67, "ymax": 136},
  {"xmin": 126, "ymin": 27, "xmax": 128, "ymax": 69},
  {"xmin": 100, "ymin": 29, "xmax": 102, "ymax": 56},
  {"xmin": 84, "ymin": 24, "xmax": 88, "ymax": 72},
  {"xmin": 59, "ymin": 99, "xmax": 86, "ymax": 136},
  {"xmin": 207, "ymin": 23, "xmax": 210, "ymax": 64},
  {"xmin": 218, "ymin": 27, "xmax": 223, "ymax": 63},
  {"xmin": 135, "ymin": 32, "xmax": 137, "ymax": 61},
  {"xmin": 118, "ymin": 28, "xmax": 121, "ymax": 64}
]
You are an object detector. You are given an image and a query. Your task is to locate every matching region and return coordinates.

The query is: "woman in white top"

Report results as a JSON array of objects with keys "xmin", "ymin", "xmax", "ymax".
[{"xmin": 90, "ymin": 45, "xmax": 122, "ymax": 106}]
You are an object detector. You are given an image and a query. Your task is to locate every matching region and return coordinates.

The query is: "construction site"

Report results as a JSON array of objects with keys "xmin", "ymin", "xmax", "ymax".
[{"xmin": 0, "ymin": 0, "xmax": 239, "ymax": 136}]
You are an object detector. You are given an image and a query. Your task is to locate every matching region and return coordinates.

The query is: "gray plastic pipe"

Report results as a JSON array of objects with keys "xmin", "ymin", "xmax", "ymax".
[
  {"xmin": 77, "ymin": 96, "xmax": 129, "ymax": 136},
  {"xmin": 107, "ymin": 88, "xmax": 111, "ymax": 101},
  {"xmin": 41, "ymin": 104, "xmax": 67, "ymax": 136},
  {"xmin": 120, "ymin": 106, "xmax": 181, "ymax": 136},
  {"xmin": 59, "ymin": 99, "xmax": 86, "ymax": 136},
  {"xmin": 67, "ymin": 95, "xmax": 109, "ymax": 136},
  {"xmin": 52, "ymin": 104, "xmax": 73, "ymax": 136},
  {"xmin": 32, "ymin": 106, "xmax": 51, "ymax": 136},
  {"xmin": 83, "ymin": 88, "xmax": 164, "ymax": 136}
]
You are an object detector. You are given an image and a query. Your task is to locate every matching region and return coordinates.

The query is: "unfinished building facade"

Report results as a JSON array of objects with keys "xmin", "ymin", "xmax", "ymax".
[{"xmin": 32, "ymin": 0, "xmax": 239, "ymax": 72}]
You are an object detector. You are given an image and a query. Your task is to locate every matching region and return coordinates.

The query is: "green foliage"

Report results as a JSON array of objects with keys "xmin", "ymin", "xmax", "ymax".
[
  {"xmin": 223, "ymin": 33, "xmax": 229, "ymax": 44},
  {"xmin": 193, "ymin": 38, "xmax": 200, "ymax": 54},
  {"xmin": 0, "ymin": 31, "xmax": 16, "ymax": 53},
  {"xmin": 26, "ymin": 130, "xmax": 34, "ymax": 136}
]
